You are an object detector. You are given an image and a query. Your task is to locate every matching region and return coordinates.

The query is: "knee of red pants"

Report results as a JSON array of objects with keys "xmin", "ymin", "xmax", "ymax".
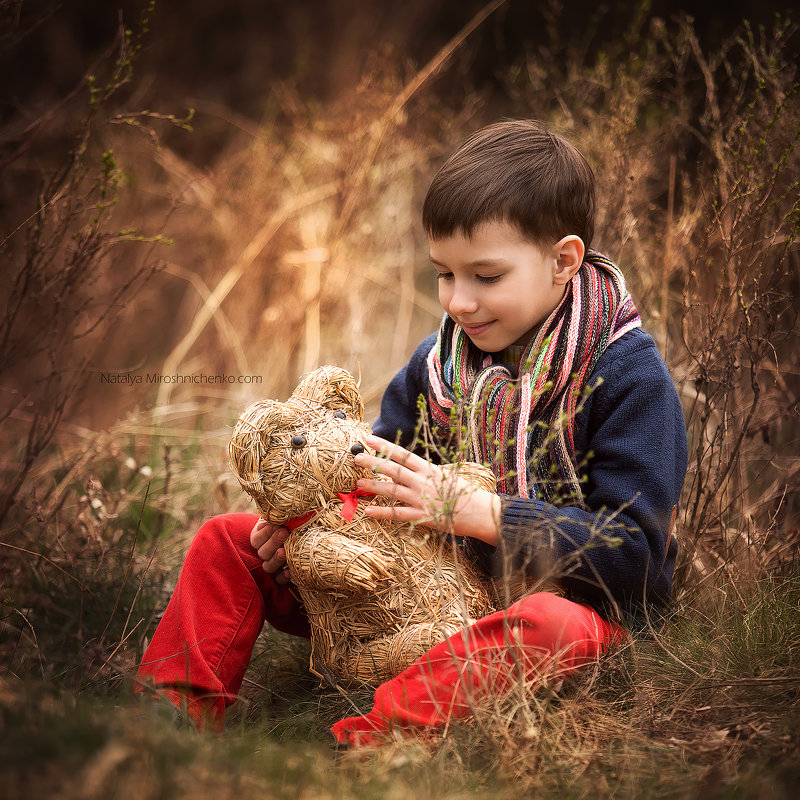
[
  {"xmin": 330, "ymin": 594, "xmax": 622, "ymax": 748},
  {"xmin": 503, "ymin": 592, "xmax": 621, "ymax": 674},
  {"xmin": 196, "ymin": 512, "xmax": 261, "ymax": 568},
  {"xmin": 193, "ymin": 512, "xmax": 311, "ymax": 638},
  {"xmin": 136, "ymin": 513, "xmax": 310, "ymax": 707},
  {"xmin": 418, "ymin": 592, "xmax": 619, "ymax": 696}
]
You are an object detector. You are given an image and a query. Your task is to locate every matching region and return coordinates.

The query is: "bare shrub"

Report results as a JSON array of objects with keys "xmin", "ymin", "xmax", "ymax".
[
  {"xmin": 666, "ymin": 19, "xmax": 800, "ymax": 585},
  {"xmin": 0, "ymin": 9, "xmax": 176, "ymax": 525},
  {"xmin": 0, "ymin": 7, "xmax": 191, "ymax": 687}
]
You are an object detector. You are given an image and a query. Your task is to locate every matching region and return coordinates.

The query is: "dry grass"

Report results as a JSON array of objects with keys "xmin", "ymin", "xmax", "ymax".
[{"xmin": 1, "ymin": 2, "xmax": 799, "ymax": 798}]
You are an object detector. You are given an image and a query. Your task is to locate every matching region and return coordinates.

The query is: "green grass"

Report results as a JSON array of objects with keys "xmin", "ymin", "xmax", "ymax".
[
  {"xmin": 6, "ymin": 570, "xmax": 797, "ymax": 799},
  {"xmin": 1, "ymin": 418, "xmax": 798, "ymax": 799}
]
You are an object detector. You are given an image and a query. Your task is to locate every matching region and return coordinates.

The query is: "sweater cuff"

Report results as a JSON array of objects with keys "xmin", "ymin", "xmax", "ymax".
[
  {"xmin": 501, "ymin": 496, "xmax": 552, "ymax": 533},
  {"xmin": 496, "ymin": 495, "xmax": 566, "ymax": 573}
]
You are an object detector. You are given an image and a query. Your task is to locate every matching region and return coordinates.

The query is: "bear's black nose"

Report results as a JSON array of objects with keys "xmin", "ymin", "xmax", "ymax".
[{"xmin": 350, "ymin": 442, "xmax": 365, "ymax": 456}]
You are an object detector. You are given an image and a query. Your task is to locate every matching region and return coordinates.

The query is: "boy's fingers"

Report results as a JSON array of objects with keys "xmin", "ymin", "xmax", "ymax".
[
  {"xmin": 357, "ymin": 456, "xmax": 410, "ymax": 485},
  {"xmin": 357, "ymin": 451, "xmax": 433, "ymax": 490},
  {"xmin": 364, "ymin": 503, "xmax": 432, "ymax": 525},
  {"xmin": 358, "ymin": 477, "xmax": 414, "ymax": 504},
  {"xmin": 260, "ymin": 546, "xmax": 287, "ymax": 573},
  {"xmin": 256, "ymin": 527, "xmax": 290, "ymax": 562},
  {"xmin": 274, "ymin": 566, "xmax": 292, "ymax": 585},
  {"xmin": 251, "ymin": 521, "xmax": 290, "ymax": 567},
  {"xmin": 364, "ymin": 436, "xmax": 425, "ymax": 471},
  {"xmin": 249, "ymin": 518, "xmax": 269, "ymax": 548},
  {"xmin": 250, "ymin": 518, "xmax": 288, "ymax": 549}
]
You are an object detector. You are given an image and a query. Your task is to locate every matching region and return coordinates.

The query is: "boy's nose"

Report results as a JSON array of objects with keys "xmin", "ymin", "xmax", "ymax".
[{"xmin": 446, "ymin": 283, "xmax": 479, "ymax": 315}]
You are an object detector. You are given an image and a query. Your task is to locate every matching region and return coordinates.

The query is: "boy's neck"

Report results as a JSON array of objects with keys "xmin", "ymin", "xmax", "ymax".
[{"xmin": 493, "ymin": 343, "xmax": 526, "ymax": 375}]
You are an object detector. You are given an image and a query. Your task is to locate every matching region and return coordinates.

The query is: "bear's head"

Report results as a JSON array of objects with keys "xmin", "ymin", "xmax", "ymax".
[{"xmin": 229, "ymin": 366, "xmax": 376, "ymax": 523}]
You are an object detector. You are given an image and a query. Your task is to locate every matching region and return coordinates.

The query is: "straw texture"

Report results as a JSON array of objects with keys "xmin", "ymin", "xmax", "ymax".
[{"xmin": 229, "ymin": 366, "xmax": 495, "ymax": 685}]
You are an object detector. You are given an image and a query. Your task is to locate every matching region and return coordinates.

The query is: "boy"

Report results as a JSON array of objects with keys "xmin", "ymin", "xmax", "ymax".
[{"xmin": 138, "ymin": 120, "xmax": 687, "ymax": 747}]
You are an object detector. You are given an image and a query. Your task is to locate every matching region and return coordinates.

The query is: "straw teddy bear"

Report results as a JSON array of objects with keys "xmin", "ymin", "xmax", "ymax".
[{"xmin": 228, "ymin": 365, "xmax": 496, "ymax": 686}]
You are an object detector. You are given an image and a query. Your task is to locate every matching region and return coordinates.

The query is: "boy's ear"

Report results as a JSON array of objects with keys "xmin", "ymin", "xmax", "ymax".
[{"xmin": 552, "ymin": 235, "xmax": 585, "ymax": 285}]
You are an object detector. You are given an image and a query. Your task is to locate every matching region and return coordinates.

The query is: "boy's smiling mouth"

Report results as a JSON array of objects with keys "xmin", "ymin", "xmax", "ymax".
[{"xmin": 458, "ymin": 320, "xmax": 495, "ymax": 336}]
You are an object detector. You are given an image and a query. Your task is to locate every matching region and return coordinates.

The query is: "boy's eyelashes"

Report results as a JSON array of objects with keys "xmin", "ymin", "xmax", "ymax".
[{"xmin": 433, "ymin": 271, "xmax": 501, "ymax": 285}]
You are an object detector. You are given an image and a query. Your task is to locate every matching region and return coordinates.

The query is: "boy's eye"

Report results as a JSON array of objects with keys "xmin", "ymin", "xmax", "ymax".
[
  {"xmin": 476, "ymin": 275, "xmax": 501, "ymax": 284},
  {"xmin": 434, "ymin": 271, "xmax": 453, "ymax": 281}
]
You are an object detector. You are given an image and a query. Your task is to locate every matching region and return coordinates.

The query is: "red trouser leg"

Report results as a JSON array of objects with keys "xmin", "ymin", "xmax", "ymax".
[
  {"xmin": 136, "ymin": 513, "xmax": 310, "ymax": 729},
  {"xmin": 330, "ymin": 591, "xmax": 625, "ymax": 747}
]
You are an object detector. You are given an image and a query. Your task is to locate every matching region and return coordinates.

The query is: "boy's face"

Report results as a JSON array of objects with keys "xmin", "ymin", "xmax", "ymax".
[{"xmin": 429, "ymin": 220, "xmax": 573, "ymax": 353}]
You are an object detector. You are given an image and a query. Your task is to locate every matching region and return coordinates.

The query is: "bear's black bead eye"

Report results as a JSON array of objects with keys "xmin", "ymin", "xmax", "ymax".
[
  {"xmin": 291, "ymin": 434, "xmax": 307, "ymax": 448},
  {"xmin": 333, "ymin": 410, "xmax": 346, "ymax": 419}
]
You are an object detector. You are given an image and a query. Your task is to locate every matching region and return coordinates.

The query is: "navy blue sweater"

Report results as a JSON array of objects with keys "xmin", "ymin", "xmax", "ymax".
[{"xmin": 373, "ymin": 328, "xmax": 688, "ymax": 625}]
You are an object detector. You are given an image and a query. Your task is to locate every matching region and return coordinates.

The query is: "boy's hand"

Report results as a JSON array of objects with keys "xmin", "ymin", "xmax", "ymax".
[
  {"xmin": 250, "ymin": 518, "xmax": 292, "ymax": 584},
  {"xmin": 355, "ymin": 435, "xmax": 501, "ymax": 545}
]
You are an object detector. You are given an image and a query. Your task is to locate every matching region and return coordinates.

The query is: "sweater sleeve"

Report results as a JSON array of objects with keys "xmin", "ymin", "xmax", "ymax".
[
  {"xmin": 493, "ymin": 331, "xmax": 687, "ymax": 622},
  {"xmin": 372, "ymin": 333, "xmax": 438, "ymax": 448}
]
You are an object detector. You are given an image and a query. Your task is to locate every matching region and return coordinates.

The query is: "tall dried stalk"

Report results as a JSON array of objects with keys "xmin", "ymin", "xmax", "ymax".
[{"xmin": 670, "ymin": 19, "xmax": 800, "ymax": 580}]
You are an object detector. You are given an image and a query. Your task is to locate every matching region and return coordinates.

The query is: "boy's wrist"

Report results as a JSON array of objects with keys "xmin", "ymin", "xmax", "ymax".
[{"xmin": 456, "ymin": 489, "xmax": 501, "ymax": 546}]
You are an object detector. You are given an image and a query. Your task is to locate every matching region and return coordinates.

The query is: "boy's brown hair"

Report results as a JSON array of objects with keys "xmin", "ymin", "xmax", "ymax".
[{"xmin": 422, "ymin": 119, "xmax": 595, "ymax": 249}]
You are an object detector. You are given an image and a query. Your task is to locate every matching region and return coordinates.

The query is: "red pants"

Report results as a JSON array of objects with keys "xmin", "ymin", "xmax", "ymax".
[{"xmin": 137, "ymin": 513, "xmax": 623, "ymax": 745}]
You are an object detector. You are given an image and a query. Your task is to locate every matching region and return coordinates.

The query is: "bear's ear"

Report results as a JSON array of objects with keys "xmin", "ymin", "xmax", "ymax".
[
  {"xmin": 229, "ymin": 400, "xmax": 298, "ymax": 500},
  {"xmin": 290, "ymin": 366, "xmax": 364, "ymax": 420}
]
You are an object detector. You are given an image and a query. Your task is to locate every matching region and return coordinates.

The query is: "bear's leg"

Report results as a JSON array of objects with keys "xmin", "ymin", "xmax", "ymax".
[
  {"xmin": 136, "ymin": 513, "xmax": 310, "ymax": 728},
  {"xmin": 347, "ymin": 621, "xmax": 463, "ymax": 683},
  {"xmin": 331, "ymin": 592, "xmax": 625, "ymax": 747}
]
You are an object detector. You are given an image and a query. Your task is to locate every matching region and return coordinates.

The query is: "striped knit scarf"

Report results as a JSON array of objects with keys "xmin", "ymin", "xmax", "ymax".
[{"xmin": 426, "ymin": 250, "xmax": 641, "ymax": 502}]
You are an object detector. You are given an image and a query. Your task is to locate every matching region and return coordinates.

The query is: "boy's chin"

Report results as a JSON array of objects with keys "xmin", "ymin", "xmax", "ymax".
[
  {"xmin": 459, "ymin": 324, "xmax": 504, "ymax": 352},
  {"xmin": 463, "ymin": 333, "xmax": 490, "ymax": 351},
  {"xmin": 466, "ymin": 337, "xmax": 504, "ymax": 354}
]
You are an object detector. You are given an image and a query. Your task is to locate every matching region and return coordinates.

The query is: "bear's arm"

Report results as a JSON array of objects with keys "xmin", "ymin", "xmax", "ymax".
[{"xmin": 285, "ymin": 528, "xmax": 394, "ymax": 594}]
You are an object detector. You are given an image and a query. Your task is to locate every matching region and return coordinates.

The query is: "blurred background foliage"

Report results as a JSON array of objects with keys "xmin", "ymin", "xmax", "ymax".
[{"xmin": 3, "ymin": 0, "xmax": 795, "ymax": 421}]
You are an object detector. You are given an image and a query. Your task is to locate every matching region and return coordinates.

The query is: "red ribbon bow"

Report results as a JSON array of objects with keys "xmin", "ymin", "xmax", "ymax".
[
  {"xmin": 335, "ymin": 488, "xmax": 375, "ymax": 521},
  {"xmin": 284, "ymin": 488, "xmax": 375, "ymax": 529}
]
